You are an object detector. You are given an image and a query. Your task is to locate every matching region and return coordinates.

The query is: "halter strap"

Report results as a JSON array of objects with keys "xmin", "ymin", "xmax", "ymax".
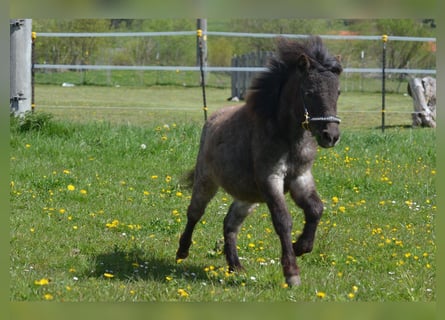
[{"xmin": 300, "ymin": 88, "xmax": 341, "ymax": 130}]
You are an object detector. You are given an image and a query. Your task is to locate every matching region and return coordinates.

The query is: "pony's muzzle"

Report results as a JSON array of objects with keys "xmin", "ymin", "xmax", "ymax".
[{"xmin": 319, "ymin": 125, "xmax": 340, "ymax": 148}]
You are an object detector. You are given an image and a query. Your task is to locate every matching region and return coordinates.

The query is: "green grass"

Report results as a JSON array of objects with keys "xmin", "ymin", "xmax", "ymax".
[
  {"xmin": 10, "ymin": 108, "xmax": 435, "ymax": 302},
  {"xmin": 35, "ymin": 69, "xmax": 407, "ymax": 93},
  {"xmin": 35, "ymin": 69, "xmax": 232, "ymax": 88},
  {"xmin": 35, "ymin": 84, "xmax": 414, "ymax": 128}
]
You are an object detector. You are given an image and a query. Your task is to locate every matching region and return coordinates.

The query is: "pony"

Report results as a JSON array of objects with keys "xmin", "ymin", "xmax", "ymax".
[{"xmin": 176, "ymin": 36, "xmax": 342, "ymax": 286}]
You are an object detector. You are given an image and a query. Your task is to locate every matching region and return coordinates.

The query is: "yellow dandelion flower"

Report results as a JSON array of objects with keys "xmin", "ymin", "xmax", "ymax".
[
  {"xmin": 165, "ymin": 175, "xmax": 172, "ymax": 183},
  {"xmin": 25, "ymin": 143, "xmax": 31, "ymax": 148},
  {"xmin": 177, "ymin": 288, "xmax": 189, "ymax": 297},
  {"xmin": 103, "ymin": 272, "xmax": 114, "ymax": 278},
  {"xmin": 59, "ymin": 208, "xmax": 66, "ymax": 214},
  {"xmin": 63, "ymin": 169, "xmax": 71, "ymax": 174},
  {"xmin": 165, "ymin": 276, "xmax": 173, "ymax": 281},
  {"xmin": 176, "ymin": 191, "xmax": 183, "ymax": 197},
  {"xmin": 151, "ymin": 175, "xmax": 158, "ymax": 179},
  {"xmin": 34, "ymin": 278, "xmax": 50, "ymax": 285},
  {"xmin": 80, "ymin": 189, "xmax": 87, "ymax": 195},
  {"xmin": 332, "ymin": 196, "xmax": 339, "ymax": 204},
  {"xmin": 106, "ymin": 219, "xmax": 119, "ymax": 228},
  {"xmin": 338, "ymin": 206, "xmax": 346, "ymax": 213},
  {"xmin": 316, "ymin": 291, "xmax": 326, "ymax": 299},
  {"xmin": 44, "ymin": 293, "xmax": 54, "ymax": 300},
  {"xmin": 67, "ymin": 184, "xmax": 75, "ymax": 191},
  {"xmin": 348, "ymin": 293, "xmax": 355, "ymax": 299}
]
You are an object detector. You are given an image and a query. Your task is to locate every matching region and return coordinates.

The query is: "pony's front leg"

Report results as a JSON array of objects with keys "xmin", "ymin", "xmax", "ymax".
[
  {"xmin": 224, "ymin": 201, "xmax": 258, "ymax": 272},
  {"xmin": 289, "ymin": 172, "xmax": 324, "ymax": 256},
  {"xmin": 260, "ymin": 175, "xmax": 301, "ymax": 286},
  {"xmin": 266, "ymin": 194, "xmax": 301, "ymax": 286}
]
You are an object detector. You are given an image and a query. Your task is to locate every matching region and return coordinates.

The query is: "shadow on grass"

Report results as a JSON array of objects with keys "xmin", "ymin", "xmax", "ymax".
[{"xmin": 86, "ymin": 247, "xmax": 210, "ymax": 282}]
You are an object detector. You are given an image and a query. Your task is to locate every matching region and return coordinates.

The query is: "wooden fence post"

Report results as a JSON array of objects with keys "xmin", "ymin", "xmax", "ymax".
[{"xmin": 10, "ymin": 19, "xmax": 32, "ymax": 116}]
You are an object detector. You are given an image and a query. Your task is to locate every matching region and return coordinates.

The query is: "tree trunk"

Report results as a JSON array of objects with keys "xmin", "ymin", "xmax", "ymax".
[{"xmin": 408, "ymin": 77, "xmax": 436, "ymax": 128}]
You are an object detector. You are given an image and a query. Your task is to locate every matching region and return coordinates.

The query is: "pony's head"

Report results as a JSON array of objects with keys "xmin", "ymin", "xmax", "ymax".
[
  {"xmin": 279, "ymin": 36, "xmax": 343, "ymax": 148},
  {"xmin": 247, "ymin": 36, "xmax": 343, "ymax": 148}
]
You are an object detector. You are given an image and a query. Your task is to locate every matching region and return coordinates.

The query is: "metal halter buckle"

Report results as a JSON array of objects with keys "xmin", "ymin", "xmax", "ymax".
[{"xmin": 302, "ymin": 111, "xmax": 310, "ymax": 130}]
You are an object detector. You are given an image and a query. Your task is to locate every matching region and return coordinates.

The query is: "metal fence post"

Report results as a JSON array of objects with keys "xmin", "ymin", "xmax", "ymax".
[{"xmin": 381, "ymin": 34, "xmax": 388, "ymax": 132}]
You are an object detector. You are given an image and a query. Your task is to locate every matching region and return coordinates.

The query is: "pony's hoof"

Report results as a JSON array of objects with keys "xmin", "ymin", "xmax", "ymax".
[
  {"xmin": 176, "ymin": 250, "xmax": 188, "ymax": 260},
  {"xmin": 286, "ymin": 275, "xmax": 301, "ymax": 287},
  {"xmin": 293, "ymin": 240, "xmax": 313, "ymax": 257},
  {"xmin": 228, "ymin": 264, "xmax": 245, "ymax": 273}
]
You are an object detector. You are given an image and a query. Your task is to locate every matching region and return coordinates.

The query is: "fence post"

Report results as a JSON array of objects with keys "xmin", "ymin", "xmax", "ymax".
[
  {"xmin": 197, "ymin": 18, "xmax": 208, "ymax": 121},
  {"xmin": 231, "ymin": 55, "xmax": 238, "ymax": 98},
  {"xmin": 381, "ymin": 34, "xmax": 387, "ymax": 132},
  {"xmin": 10, "ymin": 19, "xmax": 32, "ymax": 116},
  {"xmin": 196, "ymin": 18, "xmax": 207, "ymax": 82}
]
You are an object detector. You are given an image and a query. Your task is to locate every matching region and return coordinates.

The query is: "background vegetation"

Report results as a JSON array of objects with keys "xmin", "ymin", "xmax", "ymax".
[{"xmin": 32, "ymin": 18, "xmax": 436, "ymax": 88}]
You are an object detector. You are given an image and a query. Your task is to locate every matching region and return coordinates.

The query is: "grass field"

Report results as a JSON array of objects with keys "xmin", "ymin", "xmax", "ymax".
[
  {"xmin": 10, "ymin": 85, "xmax": 435, "ymax": 302},
  {"xmin": 35, "ymin": 84, "xmax": 414, "ymax": 128}
]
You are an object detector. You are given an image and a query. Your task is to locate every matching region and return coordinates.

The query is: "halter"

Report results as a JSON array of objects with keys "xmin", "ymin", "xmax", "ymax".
[{"xmin": 300, "ymin": 88, "xmax": 341, "ymax": 131}]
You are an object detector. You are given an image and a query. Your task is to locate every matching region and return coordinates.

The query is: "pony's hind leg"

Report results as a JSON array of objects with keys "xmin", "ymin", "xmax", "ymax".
[
  {"xmin": 176, "ymin": 178, "xmax": 218, "ymax": 261},
  {"xmin": 223, "ymin": 201, "xmax": 258, "ymax": 271}
]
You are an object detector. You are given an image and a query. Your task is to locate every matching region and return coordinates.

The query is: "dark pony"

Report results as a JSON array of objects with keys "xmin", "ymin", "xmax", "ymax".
[{"xmin": 176, "ymin": 36, "xmax": 342, "ymax": 286}]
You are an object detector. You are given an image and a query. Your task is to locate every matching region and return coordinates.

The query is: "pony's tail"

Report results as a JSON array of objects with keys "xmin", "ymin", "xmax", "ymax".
[{"xmin": 182, "ymin": 168, "xmax": 195, "ymax": 189}]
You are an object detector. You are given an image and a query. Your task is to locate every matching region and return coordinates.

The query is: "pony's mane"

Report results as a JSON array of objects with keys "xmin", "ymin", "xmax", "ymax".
[
  {"xmin": 278, "ymin": 36, "xmax": 342, "ymax": 73},
  {"xmin": 247, "ymin": 36, "xmax": 342, "ymax": 119}
]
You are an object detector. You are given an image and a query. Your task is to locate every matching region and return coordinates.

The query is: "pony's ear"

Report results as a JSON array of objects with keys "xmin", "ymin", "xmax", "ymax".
[
  {"xmin": 297, "ymin": 54, "xmax": 311, "ymax": 72},
  {"xmin": 335, "ymin": 55, "xmax": 342, "ymax": 63}
]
